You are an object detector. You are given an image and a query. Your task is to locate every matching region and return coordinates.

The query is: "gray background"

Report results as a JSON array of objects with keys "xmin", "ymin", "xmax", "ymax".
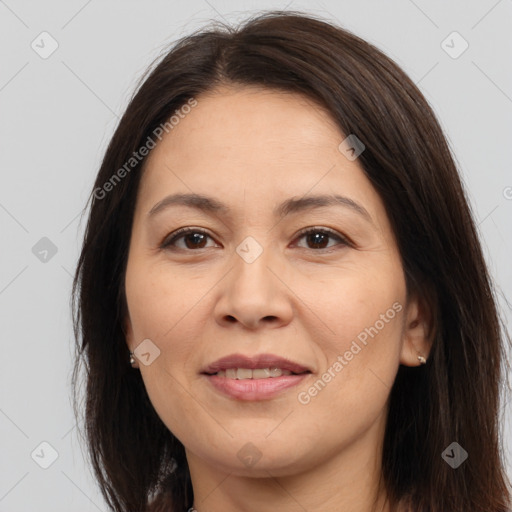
[{"xmin": 1, "ymin": 0, "xmax": 511, "ymax": 510}]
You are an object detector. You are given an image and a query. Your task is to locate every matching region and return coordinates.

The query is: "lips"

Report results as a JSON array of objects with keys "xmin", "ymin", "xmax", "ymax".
[{"xmin": 201, "ymin": 353, "xmax": 312, "ymax": 375}]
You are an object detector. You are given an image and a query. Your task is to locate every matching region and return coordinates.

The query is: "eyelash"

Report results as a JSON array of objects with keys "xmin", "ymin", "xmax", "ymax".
[{"xmin": 159, "ymin": 226, "xmax": 351, "ymax": 252}]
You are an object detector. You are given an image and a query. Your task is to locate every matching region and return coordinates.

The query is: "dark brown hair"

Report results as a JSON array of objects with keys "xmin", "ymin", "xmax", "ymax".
[{"xmin": 71, "ymin": 10, "xmax": 512, "ymax": 512}]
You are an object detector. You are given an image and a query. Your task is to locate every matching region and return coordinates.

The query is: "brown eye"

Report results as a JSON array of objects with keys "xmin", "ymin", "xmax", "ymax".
[
  {"xmin": 294, "ymin": 227, "xmax": 349, "ymax": 250},
  {"xmin": 160, "ymin": 228, "xmax": 215, "ymax": 250}
]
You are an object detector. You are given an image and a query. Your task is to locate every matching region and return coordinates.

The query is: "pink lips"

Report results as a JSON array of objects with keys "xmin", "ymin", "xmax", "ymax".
[
  {"xmin": 201, "ymin": 353, "xmax": 312, "ymax": 401},
  {"xmin": 205, "ymin": 373, "xmax": 310, "ymax": 400}
]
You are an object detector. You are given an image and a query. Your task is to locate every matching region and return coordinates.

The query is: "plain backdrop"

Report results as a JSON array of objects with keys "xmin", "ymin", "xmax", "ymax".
[{"xmin": 1, "ymin": 1, "xmax": 511, "ymax": 510}]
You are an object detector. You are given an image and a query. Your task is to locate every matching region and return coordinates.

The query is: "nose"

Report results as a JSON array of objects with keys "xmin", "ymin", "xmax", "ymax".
[{"xmin": 214, "ymin": 244, "xmax": 294, "ymax": 330}]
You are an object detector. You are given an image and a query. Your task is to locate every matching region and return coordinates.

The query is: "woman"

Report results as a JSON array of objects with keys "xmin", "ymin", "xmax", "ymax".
[{"xmin": 71, "ymin": 10, "xmax": 512, "ymax": 512}]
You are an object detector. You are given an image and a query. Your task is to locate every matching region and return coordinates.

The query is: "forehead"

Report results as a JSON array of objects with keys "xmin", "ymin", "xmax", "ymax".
[
  {"xmin": 152, "ymin": 87, "xmax": 339, "ymax": 160},
  {"xmin": 137, "ymin": 87, "xmax": 360, "ymax": 193}
]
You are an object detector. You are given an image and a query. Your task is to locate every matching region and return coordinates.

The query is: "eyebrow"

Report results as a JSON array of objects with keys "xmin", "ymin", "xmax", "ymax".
[{"xmin": 147, "ymin": 192, "xmax": 373, "ymax": 224}]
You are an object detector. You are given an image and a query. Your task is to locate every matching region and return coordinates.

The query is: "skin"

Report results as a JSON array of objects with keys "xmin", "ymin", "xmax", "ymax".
[{"xmin": 124, "ymin": 86, "xmax": 432, "ymax": 512}]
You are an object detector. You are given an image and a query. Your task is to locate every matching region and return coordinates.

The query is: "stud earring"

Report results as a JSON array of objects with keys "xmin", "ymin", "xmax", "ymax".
[
  {"xmin": 129, "ymin": 351, "xmax": 136, "ymax": 366},
  {"xmin": 417, "ymin": 354, "xmax": 427, "ymax": 365}
]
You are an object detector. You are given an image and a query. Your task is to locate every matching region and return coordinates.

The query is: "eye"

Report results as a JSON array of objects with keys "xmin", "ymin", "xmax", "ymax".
[
  {"xmin": 160, "ymin": 227, "xmax": 216, "ymax": 250},
  {"xmin": 160, "ymin": 226, "xmax": 350, "ymax": 252},
  {"xmin": 293, "ymin": 226, "xmax": 350, "ymax": 251}
]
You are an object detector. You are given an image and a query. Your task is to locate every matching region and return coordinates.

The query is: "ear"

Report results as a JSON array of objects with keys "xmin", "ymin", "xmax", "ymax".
[
  {"xmin": 123, "ymin": 315, "xmax": 139, "ymax": 369},
  {"xmin": 399, "ymin": 290, "xmax": 434, "ymax": 367}
]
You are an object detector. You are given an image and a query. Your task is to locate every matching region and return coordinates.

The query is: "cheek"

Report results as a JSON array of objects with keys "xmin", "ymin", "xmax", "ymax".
[
  {"xmin": 296, "ymin": 266, "xmax": 405, "ymax": 403},
  {"xmin": 125, "ymin": 261, "xmax": 201, "ymax": 442},
  {"xmin": 300, "ymin": 262, "xmax": 405, "ymax": 351},
  {"xmin": 125, "ymin": 255, "xmax": 191, "ymax": 337}
]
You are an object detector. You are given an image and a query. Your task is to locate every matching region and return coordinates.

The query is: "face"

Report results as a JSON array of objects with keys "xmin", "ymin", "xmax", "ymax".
[{"xmin": 124, "ymin": 86, "xmax": 430, "ymax": 478}]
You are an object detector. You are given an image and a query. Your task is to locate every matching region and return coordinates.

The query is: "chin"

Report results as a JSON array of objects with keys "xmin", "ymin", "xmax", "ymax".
[{"xmin": 188, "ymin": 437, "xmax": 319, "ymax": 477}]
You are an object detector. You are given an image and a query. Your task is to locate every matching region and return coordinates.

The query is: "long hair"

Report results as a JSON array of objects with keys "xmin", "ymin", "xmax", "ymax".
[{"xmin": 71, "ymin": 10, "xmax": 512, "ymax": 512}]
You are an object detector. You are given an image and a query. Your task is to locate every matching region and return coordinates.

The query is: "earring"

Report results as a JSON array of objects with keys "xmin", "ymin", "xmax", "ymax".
[
  {"xmin": 129, "ymin": 351, "xmax": 136, "ymax": 366},
  {"xmin": 417, "ymin": 354, "xmax": 427, "ymax": 365}
]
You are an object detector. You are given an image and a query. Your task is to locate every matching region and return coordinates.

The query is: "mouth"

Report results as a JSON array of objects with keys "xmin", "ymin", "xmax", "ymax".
[
  {"xmin": 206, "ymin": 367, "xmax": 310, "ymax": 379},
  {"xmin": 201, "ymin": 352, "xmax": 312, "ymax": 376},
  {"xmin": 201, "ymin": 353, "xmax": 312, "ymax": 400}
]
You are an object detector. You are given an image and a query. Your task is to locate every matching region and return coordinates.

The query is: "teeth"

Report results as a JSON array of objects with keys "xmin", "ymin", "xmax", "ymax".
[
  {"xmin": 269, "ymin": 367, "xmax": 283, "ymax": 377},
  {"xmin": 252, "ymin": 368, "xmax": 271, "ymax": 379},
  {"xmin": 236, "ymin": 368, "xmax": 252, "ymax": 379},
  {"xmin": 214, "ymin": 368, "xmax": 293, "ymax": 379}
]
